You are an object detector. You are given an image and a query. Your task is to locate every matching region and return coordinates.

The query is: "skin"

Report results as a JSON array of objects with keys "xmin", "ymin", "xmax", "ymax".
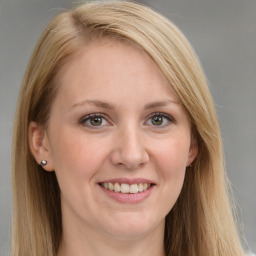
[{"xmin": 30, "ymin": 39, "xmax": 198, "ymax": 256}]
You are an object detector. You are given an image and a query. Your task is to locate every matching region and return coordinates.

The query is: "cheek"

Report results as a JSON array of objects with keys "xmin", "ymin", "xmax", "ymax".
[
  {"xmin": 152, "ymin": 134, "xmax": 190, "ymax": 208},
  {"xmin": 49, "ymin": 129, "xmax": 110, "ymax": 183},
  {"xmin": 154, "ymin": 135, "xmax": 190, "ymax": 176}
]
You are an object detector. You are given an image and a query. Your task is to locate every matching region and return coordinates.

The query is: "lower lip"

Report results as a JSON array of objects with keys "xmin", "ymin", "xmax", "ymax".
[{"xmin": 99, "ymin": 185, "xmax": 154, "ymax": 204}]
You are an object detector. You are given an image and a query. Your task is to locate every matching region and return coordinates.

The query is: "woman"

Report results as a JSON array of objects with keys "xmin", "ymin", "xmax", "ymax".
[{"xmin": 12, "ymin": 1, "xmax": 246, "ymax": 255}]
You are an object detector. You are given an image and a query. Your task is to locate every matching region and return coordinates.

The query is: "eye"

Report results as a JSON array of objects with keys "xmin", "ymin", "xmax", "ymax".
[
  {"xmin": 145, "ymin": 113, "xmax": 173, "ymax": 127},
  {"xmin": 80, "ymin": 114, "xmax": 109, "ymax": 128}
]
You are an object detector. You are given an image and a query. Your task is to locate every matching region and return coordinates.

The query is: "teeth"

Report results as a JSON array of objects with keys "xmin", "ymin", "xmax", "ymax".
[
  {"xmin": 130, "ymin": 184, "xmax": 138, "ymax": 194},
  {"xmin": 114, "ymin": 183, "xmax": 121, "ymax": 192},
  {"xmin": 108, "ymin": 183, "xmax": 114, "ymax": 191},
  {"xmin": 121, "ymin": 184, "xmax": 130, "ymax": 193},
  {"xmin": 138, "ymin": 183, "xmax": 144, "ymax": 192},
  {"xmin": 101, "ymin": 182, "xmax": 151, "ymax": 194}
]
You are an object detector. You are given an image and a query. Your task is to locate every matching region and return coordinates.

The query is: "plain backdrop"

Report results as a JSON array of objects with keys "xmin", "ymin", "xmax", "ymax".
[{"xmin": 0, "ymin": 0, "xmax": 255, "ymax": 255}]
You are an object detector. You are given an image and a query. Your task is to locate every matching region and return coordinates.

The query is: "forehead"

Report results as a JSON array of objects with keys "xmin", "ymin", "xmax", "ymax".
[{"xmin": 53, "ymin": 39, "xmax": 179, "ymax": 110}]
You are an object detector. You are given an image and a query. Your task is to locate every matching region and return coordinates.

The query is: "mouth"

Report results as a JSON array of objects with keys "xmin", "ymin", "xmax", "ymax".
[{"xmin": 99, "ymin": 182, "xmax": 153, "ymax": 194}]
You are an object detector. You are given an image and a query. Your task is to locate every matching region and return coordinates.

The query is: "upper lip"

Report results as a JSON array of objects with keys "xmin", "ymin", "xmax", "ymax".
[{"xmin": 98, "ymin": 178, "xmax": 155, "ymax": 185}]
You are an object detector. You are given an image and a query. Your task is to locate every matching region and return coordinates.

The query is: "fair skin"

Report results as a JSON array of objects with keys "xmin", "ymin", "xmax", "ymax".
[{"xmin": 30, "ymin": 39, "xmax": 198, "ymax": 256}]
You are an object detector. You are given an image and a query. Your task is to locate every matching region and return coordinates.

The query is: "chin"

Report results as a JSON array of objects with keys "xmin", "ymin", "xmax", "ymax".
[{"xmin": 103, "ymin": 212, "xmax": 164, "ymax": 240}]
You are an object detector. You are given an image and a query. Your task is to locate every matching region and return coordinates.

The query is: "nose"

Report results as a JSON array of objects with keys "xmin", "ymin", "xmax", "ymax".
[{"xmin": 110, "ymin": 126, "xmax": 149, "ymax": 170}]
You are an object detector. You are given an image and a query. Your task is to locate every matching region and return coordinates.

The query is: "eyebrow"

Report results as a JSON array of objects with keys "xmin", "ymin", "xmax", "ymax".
[
  {"xmin": 69, "ymin": 99, "xmax": 179, "ymax": 111},
  {"xmin": 70, "ymin": 100, "xmax": 115, "ymax": 111},
  {"xmin": 144, "ymin": 100, "xmax": 179, "ymax": 110}
]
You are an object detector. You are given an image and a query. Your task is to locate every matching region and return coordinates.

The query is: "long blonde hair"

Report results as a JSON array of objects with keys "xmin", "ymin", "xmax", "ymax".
[{"xmin": 12, "ymin": 1, "xmax": 244, "ymax": 255}]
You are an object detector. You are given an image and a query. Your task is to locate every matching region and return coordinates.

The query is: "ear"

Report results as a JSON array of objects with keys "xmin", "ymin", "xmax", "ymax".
[
  {"xmin": 29, "ymin": 121, "xmax": 54, "ymax": 172},
  {"xmin": 186, "ymin": 135, "xmax": 198, "ymax": 167}
]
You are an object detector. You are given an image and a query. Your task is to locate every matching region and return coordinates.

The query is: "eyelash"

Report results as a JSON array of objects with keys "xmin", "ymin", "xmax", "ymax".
[
  {"xmin": 79, "ymin": 113, "xmax": 110, "ymax": 128},
  {"xmin": 79, "ymin": 112, "xmax": 174, "ymax": 128},
  {"xmin": 145, "ymin": 112, "xmax": 174, "ymax": 127}
]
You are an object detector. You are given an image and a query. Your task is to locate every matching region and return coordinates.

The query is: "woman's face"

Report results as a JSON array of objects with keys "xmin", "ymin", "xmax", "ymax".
[{"xmin": 32, "ymin": 39, "xmax": 197, "ymax": 240}]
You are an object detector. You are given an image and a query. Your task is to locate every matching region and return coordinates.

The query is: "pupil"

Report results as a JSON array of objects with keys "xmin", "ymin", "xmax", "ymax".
[
  {"xmin": 152, "ymin": 116, "xmax": 163, "ymax": 125},
  {"xmin": 91, "ymin": 117, "xmax": 102, "ymax": 126}
]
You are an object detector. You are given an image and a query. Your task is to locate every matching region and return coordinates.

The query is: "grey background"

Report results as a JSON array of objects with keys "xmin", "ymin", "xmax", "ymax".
[{"xmin": 0, "ymin": 0, "xmax": 255, "ymax": 255}]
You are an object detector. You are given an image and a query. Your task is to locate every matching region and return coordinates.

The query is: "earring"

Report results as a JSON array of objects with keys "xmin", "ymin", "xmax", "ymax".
[{"xmin": 40, "ymin": 160, "xmax": 47, "ymax": 166}]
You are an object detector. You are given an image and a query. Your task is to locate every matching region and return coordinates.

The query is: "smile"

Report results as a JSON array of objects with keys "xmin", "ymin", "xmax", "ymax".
[{"xmin": 100, "ymin": 182, "xmax": 152, "ymax": 194}]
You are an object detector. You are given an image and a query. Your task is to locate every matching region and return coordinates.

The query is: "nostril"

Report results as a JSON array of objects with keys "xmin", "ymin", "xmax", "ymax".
[
  {"xmin": 110, "ymin": 151, "xmax": 149, "ymax": 170},
  {"xmin": 109, "ymin": 131, "xmax": 150, "ymax": 169},
  {"xmin": 122, "ymin": 161, "xmax": 146, "ymax": 170}
]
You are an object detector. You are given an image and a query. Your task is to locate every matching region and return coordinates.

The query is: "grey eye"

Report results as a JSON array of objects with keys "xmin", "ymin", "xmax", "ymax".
[
  {"xmin": 146, "ymin": 113, "xmax": 173, "ymax": 127},
  {"xmin": 89, "ymin": 116, "xmax": 103, "ymax": 126},
  {"xmin": 80, "ymin": 114, "xmax": 109, "ymax": 127},
  {"xmin": 151, "ymin": 115, "xmax": 164, "ymax": 126}
]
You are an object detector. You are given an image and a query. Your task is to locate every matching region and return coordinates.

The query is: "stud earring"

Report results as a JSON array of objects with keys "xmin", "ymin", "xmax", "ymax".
[
  {"xmin": 187, "ymin": 164, "xmax": 192, "ymax": 169},
  {"xmin": 40, "ymin": 160, "xmax": 47, "ymax": 166}
]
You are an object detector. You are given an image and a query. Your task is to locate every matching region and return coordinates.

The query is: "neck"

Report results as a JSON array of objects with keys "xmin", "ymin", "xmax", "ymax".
[{"xmin": 57, "ymin": 219, "xmax": 165, "ymax": 256}]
